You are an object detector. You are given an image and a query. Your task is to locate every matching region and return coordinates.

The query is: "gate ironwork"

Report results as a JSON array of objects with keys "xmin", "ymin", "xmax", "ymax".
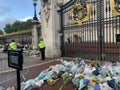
[{"xmin": 59, "ymin": 0, "xmax": 120, "ymax": 61}]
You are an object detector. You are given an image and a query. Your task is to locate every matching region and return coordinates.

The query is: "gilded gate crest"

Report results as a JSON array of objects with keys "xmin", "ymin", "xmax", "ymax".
[
  {"xmin": 112, "ymin": 0, "xmax": 120, "ymax": 16},
  {"xmin": 72, "ymin": 1, "xmax": 91, "ymax": 26}
]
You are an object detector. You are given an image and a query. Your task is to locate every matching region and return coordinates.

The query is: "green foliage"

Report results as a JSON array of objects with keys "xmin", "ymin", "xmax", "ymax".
[
  {"xmin": 0, "ymin": 29, "xmax": 4, "ymax": 35},
  {"xmin": 12, "ymin": 21, "xmax": 22, "ymax": 32},
  {"xmin": 4, "ymin": 23, "xmax": 13, "ymax": 33},
  {"xmin": 21, "ymin": 19, "xmax": 32, "ymax": 30},
  {"xmin": 3, "ymin": 19, "xmax": 33, "ymax": 34}
]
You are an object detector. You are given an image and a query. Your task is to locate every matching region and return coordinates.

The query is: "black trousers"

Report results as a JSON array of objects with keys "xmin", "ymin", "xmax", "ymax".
[{"xmin": 40, "ymin": 48, "xmax": 45, "ymax": 60}]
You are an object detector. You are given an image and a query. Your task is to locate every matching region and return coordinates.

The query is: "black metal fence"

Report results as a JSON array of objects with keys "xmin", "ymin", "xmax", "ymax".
[{"xmin": 60, "ymin": 0, "xmax": 120, "ymax": 61}]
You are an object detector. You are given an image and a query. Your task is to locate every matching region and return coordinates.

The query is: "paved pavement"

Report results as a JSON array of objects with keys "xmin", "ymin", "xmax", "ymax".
[
  {"xmin": 0, "ymin": 56, "xmax": 75, "ymax": 90},
  {"xmin": 0, "ymin": 51, "xmax": 50, "ymax": 73},
  {"xmin": 0, "ymin": 59, "xmax": 61, "ymax": 89},
  {"xmin": 0, "ymin": 50, "xmax": 75, "ymax": 90},
  {"xmin": 0, "ymin": 51, "xmax": 62, "ymax": 89}
]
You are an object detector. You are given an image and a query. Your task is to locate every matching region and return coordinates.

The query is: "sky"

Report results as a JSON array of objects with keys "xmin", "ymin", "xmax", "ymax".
[{"xmin": 0, "ymin": 0, "xmax": 40, "ymax": 31}]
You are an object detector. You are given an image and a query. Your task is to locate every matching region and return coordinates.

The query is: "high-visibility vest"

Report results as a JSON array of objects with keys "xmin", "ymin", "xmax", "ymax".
[
  {"xmin": 38, "ymin": 41, "xmax": 45, "ymax": 49},
  {"xmin": 9, "ymin": 42, "xmax": 17, "ymax": 50}
]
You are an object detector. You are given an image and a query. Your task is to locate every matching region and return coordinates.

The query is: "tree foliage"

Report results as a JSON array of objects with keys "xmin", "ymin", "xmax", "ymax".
[
  {"xmin": 21, "ymin": 19, "xmax": 32, "ymax": 30},
  {"xmin": 0, "ymin": 29, "xmax": 4, "ymax": 35},
  {"xmin": 12, "ymin": 21, "xmax": 22, "ymax": 32},
  {"xmin": 4, "ymin": 19, "xmax": 33, "ymax": 34},
  {"xmin": 4, "ymin": 23, "xmax": 13, "ymax": 33}
]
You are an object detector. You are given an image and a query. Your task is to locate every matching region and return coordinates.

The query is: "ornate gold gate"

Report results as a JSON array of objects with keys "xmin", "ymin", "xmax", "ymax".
[{"xmin": 59, "ymin": 0, "xmax": 120, "ymax": 61}]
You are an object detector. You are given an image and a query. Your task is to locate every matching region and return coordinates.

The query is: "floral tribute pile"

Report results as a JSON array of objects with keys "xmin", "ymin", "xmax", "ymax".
[{"xmin": 21, "ymin": 58, "xmax": 120, "ymax": 90}]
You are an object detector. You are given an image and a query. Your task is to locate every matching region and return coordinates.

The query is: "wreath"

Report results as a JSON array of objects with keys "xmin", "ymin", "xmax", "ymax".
[{"xmin": 72, "ymin": 1, "xmax": 91, "ymax": 26}]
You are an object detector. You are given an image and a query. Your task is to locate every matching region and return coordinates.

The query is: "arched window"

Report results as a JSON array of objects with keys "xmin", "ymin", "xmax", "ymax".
[{"xmin": 73, "ymin": 34, "xmax": 79, "ymax": 43}]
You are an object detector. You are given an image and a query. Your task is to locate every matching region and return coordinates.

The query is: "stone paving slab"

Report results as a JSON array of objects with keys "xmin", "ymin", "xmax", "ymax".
[{"xmin": 0, "ymin": 59, "xmax": 60, "ymax": 89}]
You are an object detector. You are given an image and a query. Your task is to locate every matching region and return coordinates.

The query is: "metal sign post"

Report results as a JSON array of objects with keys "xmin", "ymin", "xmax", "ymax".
[
  {"xmin": 8, "ymin": 49, "xmax": 23, "ymax": 90},
  {"xmin": 17, "ymin": 69, "xmax": 20, "ymax": 90}
]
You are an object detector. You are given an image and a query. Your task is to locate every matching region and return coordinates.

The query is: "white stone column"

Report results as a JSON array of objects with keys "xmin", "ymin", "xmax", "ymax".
[
  {"xmin": 32, "ymin": 20, "xmax": 39, "ymax": 49},
  {"xmin": 40, "ymin": 0, "xmax": 61, "ymax": 58}
]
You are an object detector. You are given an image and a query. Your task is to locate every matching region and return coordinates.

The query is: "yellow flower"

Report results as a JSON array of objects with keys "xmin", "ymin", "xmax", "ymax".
[
  {"xmin": 105, "ymin": 77, "xmax": 111, "ymax": 81},
  {"xmin": 48, "ymin": 79, "xmax": 55, "ymax": 85}
]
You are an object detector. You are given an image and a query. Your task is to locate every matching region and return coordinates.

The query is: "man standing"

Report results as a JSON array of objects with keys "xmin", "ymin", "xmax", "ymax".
[
  {"xmin": 9, "ymin": 40, "xmax": 17, "ymax": 50},
  {"xmin": 38, "ymin": 39, "xmax": 45, "ymax": 60}
]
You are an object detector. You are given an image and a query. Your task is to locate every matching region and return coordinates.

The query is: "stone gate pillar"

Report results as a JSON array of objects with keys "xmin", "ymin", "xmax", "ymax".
[
  {"xmin": 32, "ymin": 20, "xmax": 40, "ymax": 50},
  {"xmin": 40, "ymin": 0, "xmax": 63, "ymax": 58}
]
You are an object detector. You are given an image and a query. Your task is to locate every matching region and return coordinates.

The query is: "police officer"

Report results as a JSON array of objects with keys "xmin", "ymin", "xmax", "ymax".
[
  {"xmin": 9, "ymin": 39, "xmax": 17, "ymax": 50},
  {"xmin": 38, "ymin": 39, "xmax": 45, "ymax": 60}
]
